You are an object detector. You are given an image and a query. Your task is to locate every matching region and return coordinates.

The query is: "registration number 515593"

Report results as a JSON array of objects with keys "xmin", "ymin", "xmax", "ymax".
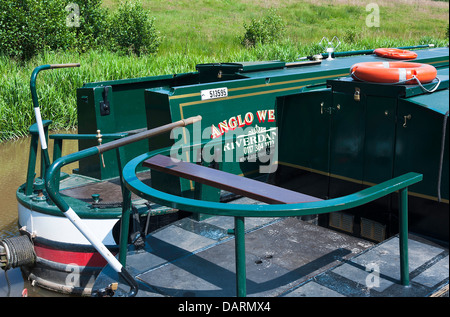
[{"xmin": 201, "ymin": 87, "xmax": 228, "ymax": 101}]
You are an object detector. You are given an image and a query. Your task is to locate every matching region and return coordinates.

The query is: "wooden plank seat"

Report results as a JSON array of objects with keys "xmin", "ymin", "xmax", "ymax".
[{"xmin": 143, "ymin": 154, "xmax": 322, "ymax": 205}]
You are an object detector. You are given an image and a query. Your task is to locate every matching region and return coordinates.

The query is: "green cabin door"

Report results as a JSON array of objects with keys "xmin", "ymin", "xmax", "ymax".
[
  {"xmin": 328, "ymin": 90, "xmax": 398, "ymax": 236},
  {"xmin": 276, "ymin": 90, "xmax": 331, "ymax": 200},
  {"xmin": 328, "ymin": 91, "xmax": 366, "ymax": 198}
]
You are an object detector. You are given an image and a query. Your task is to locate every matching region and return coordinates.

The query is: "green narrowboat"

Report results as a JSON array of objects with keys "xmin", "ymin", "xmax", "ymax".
[{"xmin": 2, "ymin": 46, "xmax": 447, "ymax": 297}]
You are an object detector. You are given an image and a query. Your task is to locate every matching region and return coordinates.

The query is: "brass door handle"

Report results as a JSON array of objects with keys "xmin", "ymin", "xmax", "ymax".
[{"xmin": 403, "ymin": 114, "xmax": 411, "ymax": 128}]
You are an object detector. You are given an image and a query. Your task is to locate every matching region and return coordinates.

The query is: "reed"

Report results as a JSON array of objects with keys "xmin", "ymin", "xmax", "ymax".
[
  {"xmin": 1, "ymin": 36, "xmax": 448, "ymax": 141},
  {"xmin": 0, "ymin": 0, "xmax": 448, "ymax": 141}
]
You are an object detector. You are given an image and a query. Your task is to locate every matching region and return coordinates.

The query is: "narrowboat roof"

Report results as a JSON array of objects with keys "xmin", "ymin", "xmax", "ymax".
[
  {"xmin": 81, "ymin": 47, "xmax": 449, "ymax": 88},
  {"xmin": 407, "ymin": 89, "xmax": 449, "ymax": 115},
  {"xmin": 326, "ymin": 67, "xmax": 449, "ymax": 115},
  {"xmin": 406, "ymin": 68, "xmax": 449, "ymax": 115},
  {"xmin": 236, "ymin": 47, "xmax": 449, "ymax": 79}
]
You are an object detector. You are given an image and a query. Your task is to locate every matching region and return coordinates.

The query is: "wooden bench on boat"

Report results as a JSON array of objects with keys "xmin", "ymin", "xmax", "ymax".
[{"xmin": 143, "ymin": 154, "xmax": 322, "ymax": 205}]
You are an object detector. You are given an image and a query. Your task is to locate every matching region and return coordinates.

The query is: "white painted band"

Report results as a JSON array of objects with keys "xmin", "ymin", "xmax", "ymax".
[
  {"xmin": 34, "ymin": 108, "xmax": 48, "ymax": 150},
  {"xmin": 382, "ymin": 62, "xmax": 390, "ymax": 68},
  {"xmin": 398, "ymin": 68, "xmax": 407, "ymax": 82},
  {"xmin": 65, "ymin": 207, "xmax": 123, "ymax": 272}
]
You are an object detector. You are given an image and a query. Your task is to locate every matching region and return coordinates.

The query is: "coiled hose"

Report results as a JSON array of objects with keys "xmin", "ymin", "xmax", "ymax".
[{"xmin": 0, "ymin": 235, "xmax": 36, "ymax": 271}]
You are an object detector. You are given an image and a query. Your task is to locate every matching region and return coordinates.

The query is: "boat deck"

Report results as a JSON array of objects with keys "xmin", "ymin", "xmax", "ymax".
[
  {"xmin": 60, "ymin": 172, "xmax": 152, "ymax": 204},
  {"xmin": 93, "ymin": 197, "xmax": 449, "ymax": 297}
]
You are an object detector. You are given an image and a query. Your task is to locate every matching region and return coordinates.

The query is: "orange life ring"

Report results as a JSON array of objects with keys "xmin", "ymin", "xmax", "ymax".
[
  {"xmin": 350, "ymin": 62, "xmax": 437, "ymax": 84},
  {"xmin": 374, "ymin": 48, "xmax": 417, "ymax": 60}
]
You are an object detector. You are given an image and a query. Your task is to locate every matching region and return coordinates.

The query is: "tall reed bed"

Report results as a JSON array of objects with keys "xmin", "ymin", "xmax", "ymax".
[{"xmin": 0, "ymin": 36, "xmax": 448, "ymax": 141}]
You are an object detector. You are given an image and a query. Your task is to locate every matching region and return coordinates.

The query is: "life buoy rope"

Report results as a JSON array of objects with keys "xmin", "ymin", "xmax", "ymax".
[
  {"xmin": 350, "ymin": 61, "xmax": 440, "ymax": 93},
  {"xmin": 374, "ymin": 48, "xmax": 417, "ymax": 60}
]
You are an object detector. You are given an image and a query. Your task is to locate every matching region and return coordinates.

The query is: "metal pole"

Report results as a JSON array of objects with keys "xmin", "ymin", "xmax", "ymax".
[
  {"xmin": 119, "ymin": 187, "xmax": 132, "ymax": 266},
  {"xmin": 398, "ymin": 188, "xmax": 409, "ymax": 286},
  {"xmin": 117, "ymin": 146, "xmax": 131, "ymax": 267},
  {"xmin": 97, "ymin": 116, "xmax": 202, "ymax": 154},
  {"xmin": 234, "ymin": 216, "xmax": 246, "ymax": 297}
]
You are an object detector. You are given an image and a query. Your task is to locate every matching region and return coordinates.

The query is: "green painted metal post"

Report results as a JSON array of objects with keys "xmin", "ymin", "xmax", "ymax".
[
  {"xmin": 398, "ymin": 188, "xmax": 409, "ymax": 286},
  {"xmin": 25, "ymin": 134, "xmax": 38, "ymax": 195},
  {"xmin": 119, "ymin": 186, "xmax": 132, "ymax": 267},
  {"xmin": 117, "ymin": 147, "xmax": 131, "ymax": 267},
  {"xmin": 52, "ymin": 139, "xmax": 63, "ymax": 162},
  {"xmin": 40, "ymin": 125, "xmax": 51, "ymax": 178},
  {"xmin": 234, "ymin": 216, "xmax": 246, "ymax": 297},
  {"xmin": 52, "ymin": 139, "xmax": 63, "ymax": 193}
]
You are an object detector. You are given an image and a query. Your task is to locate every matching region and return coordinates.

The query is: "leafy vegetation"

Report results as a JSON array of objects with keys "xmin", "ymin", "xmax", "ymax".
[
  {"xmin": 0, "ymin": 0, "xmax": 159, "ymax": 60},
  {"xmin": 0, "ymin": 0, "xmax": 76, "ymax": 60},
  {"xmin": 0, "ymin": 0, "xmax": 110, "ymax": 60},
  {"xmin": 0, "ymin": 0, "xmax": 448, "ymax": 141},
  {"xmin": 106, "ymin": 0, "xmax": 161, "ymax": 56},
  {"xmin": 241, "ymin": 9, "xmax": 286, "ymax": 47}
]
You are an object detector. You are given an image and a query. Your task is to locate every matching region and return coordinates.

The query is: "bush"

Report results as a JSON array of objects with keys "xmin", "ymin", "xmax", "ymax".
[
  {"xmin": 343, "ymin": 27, "xmax": 360, "ymax": 44},
  {"xmin": 106, "ymin": 0, "xmax": 161, "ymax": 56},
  {"xmin": 68, "ymin": 0, "xmax": 109, "ymax": 52},
  {"xmin": 0, "ymin": 0, "xmax": 75, "ymax": 60},
  {"xmin": 241, "ymin": 9, "xmax": 286, "ymax": 48}
]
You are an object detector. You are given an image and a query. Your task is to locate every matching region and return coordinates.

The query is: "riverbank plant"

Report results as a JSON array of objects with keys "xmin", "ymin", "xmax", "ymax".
[{"xmin": 0, "ymin": 0, "xmax": 448, "ymax": 141}]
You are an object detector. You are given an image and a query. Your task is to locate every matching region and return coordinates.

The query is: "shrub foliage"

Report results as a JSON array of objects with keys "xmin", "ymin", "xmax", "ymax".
[
  {"xmin": 0, "ymin": 0, "xmax": 76, "ymax": 60},
  {"xmin": 106, "ymin": 0, "xmax": 161, "ymax": 56},
  {"xmin": 0, "ymin": 0, "xmax": 160, "ymax": 60},
  {"xmin": 241, "ymin": 9, "xmax": 286, "ymax": 47}
]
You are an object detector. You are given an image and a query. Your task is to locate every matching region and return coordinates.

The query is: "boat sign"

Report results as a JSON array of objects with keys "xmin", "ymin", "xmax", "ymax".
[{"xmin": 201, "ymin": 87, "xmax": 228, "ymax": 100}]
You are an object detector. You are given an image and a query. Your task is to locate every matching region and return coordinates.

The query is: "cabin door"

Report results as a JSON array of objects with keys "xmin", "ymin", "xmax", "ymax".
[{"xmin": 276, "ymin": 90, "xmax": 332, "ymax": 200}]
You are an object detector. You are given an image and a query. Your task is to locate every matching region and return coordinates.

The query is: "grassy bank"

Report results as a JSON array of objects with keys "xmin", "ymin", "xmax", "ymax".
[
  {"xmin": 103, "ymin": 0, "xmax": 449, "ymax": 54},
  {"xmin": 0, "ymin": 0, "xmax": 448, "ymax": 141}
]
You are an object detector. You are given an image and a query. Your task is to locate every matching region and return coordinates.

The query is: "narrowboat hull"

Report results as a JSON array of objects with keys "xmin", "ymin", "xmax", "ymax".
[
  {"xmin": 16, "ymin": 178, "xmax": 121, "ymax": 295},
  {"xmin": 16, "ymin": 173, "xmax": 179, "ymax": 295}
]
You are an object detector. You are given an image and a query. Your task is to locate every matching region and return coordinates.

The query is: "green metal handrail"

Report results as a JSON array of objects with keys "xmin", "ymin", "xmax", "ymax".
[
  {"xmin": 49, "ymin": 132, "xmax": 129, "ymax": 162},
  {"xmin": 30, "ymin": 64, "xmax": 80, "ymax": 171},
  {"xmin": 122, "ymin": 145, "xmax": 423, "ymax": 297},
  {"xmin": 25, "ymin": 120, "xmax": 52, "ymax": 195},
  {"xmin": 24, "ymin": 126, "xmax": 128, "ymax": 196},
  {"xmin": 26, "ymin": 63, "xmax": 80, "ymax": 195},
  {"xmin": 44, "ymin": 128, "xmax": 422, "ymax": 297}
]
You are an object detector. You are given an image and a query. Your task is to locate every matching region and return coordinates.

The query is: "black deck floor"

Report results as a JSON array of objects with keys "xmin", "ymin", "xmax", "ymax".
[{"xmin": 93, "ymin": 198, "xmax": 449, "ymax": 298}]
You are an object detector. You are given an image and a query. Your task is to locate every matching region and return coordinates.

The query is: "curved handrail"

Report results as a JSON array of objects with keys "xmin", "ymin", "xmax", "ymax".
[
  {"xmin": 122, "ymin": 145, "xmax": 422, "ymax": 297},
  {"xmin": 123, "ymin": 147, "xmax": 423, "ymax": 218}
]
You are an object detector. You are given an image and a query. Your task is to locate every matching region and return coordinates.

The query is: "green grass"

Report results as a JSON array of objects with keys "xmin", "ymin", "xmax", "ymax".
[
  {"xmin": 0, "ymin": 0, "xmax": 448, "ymax": 141},
  {"xmin": 102, "ymin": 0, "xmax": 449, "ymax": 54}
]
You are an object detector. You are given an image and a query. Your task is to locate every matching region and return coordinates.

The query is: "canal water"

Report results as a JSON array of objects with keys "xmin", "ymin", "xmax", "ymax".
[{"xmin": 0, "ymin": 132, "xmax": 78, "ymax": 297}]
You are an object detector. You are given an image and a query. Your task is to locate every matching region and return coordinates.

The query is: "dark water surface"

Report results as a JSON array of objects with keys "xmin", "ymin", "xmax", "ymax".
[{"xmin": 0, "ymin": 132, "xmax": 78, "ymax": 297}]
